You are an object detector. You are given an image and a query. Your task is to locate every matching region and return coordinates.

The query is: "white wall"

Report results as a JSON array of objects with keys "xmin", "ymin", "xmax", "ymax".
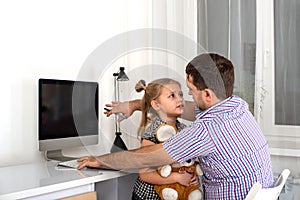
[
  {"xmin": 0, "ymin": 0, "xmax": 197, "ymax": 167},
  {"xmin": 0, "ymin": 0, "xmax": 150, "ymax": 167}
]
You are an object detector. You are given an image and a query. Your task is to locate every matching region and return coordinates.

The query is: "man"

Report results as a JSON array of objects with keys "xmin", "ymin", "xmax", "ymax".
[{"xmin": 78, "ymin": 53, "xmax": 273, "ymax": 199}]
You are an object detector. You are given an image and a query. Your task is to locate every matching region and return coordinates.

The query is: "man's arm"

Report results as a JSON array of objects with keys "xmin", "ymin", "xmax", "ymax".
[
  {"xmin": 105, "ymin": 100, "xmax": 196, "ymax": 121},
  {"xmin": 104, "ymin": 99, "xmax": 141, "ymax": 121},
  {"xmin": 77, "ymin": 143, "xmax": 176, "ymax": 170}
]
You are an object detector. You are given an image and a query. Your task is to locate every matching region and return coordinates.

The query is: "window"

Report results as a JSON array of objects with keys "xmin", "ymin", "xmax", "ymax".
[
  {"xmin": 256, "ymin": 0, "xmax": 300, "ymax": 152},
  {"xmin": 198, "ymin": 0, "xmax": 300, "ymax": 153},
  {"xmin": 197, "ymin": 0, "xmax": 256, "ymax": 112}
]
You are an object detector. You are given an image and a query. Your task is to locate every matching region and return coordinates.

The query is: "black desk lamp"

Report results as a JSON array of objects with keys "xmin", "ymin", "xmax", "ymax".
[{"xmin": 111, "ymin": 67, "xmax": 129, "ymax": 153}]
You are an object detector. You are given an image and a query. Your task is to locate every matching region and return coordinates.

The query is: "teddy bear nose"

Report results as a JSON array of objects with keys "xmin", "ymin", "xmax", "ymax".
[{"xmin": 186, "ymin": 159, "xmax": 191, "ymax": 163}]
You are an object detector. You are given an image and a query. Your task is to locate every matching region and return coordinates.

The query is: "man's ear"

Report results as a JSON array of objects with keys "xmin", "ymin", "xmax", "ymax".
[
  {"xmin": 151, "ymin": 100, "xmax": 160, "ymax": 111},
  {"xmin": 202, "ymin": 89, "xmax": 213, "ymax": 102},
  {"xmin": 203, "ymin": 88, "xmax": 220, "ymax": 107}
]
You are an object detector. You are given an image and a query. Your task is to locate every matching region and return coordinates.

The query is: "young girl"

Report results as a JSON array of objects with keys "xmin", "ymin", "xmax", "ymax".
[{"xmin": 131, "ymin": 78, "xmax": 199, "ymax": 200}]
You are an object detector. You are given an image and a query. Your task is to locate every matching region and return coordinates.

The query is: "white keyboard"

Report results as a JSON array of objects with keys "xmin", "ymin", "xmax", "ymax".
[
  {"xmin": 57, "ymin": 159, "xmax": 80, "ymax": 169},
  {"xmin": 57, "ymin": 159, "xmax": 119, "ymax": 171}
]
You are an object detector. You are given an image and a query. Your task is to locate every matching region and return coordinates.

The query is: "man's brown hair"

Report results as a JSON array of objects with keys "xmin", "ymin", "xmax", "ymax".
[{"xmin": 185, "ymin": 53, "xmax": 234, "ymax": 100}]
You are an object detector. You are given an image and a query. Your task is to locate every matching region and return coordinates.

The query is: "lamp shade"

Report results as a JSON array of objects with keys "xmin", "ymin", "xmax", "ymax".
[{"xmin": 117, "ymin": 67, "xmax": 129, "ymax": 81}]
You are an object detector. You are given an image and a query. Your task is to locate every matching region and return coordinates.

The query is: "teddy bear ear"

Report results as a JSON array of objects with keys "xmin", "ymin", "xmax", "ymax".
[{"xmin": 156, "ymin": 124, "xmax": 177, "ymax": 142}]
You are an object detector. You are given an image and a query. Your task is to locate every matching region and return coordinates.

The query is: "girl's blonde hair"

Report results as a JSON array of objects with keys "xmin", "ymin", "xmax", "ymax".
[{"xmin": 135, "ymin": 78, "xmax": 181, "ymax": 135}]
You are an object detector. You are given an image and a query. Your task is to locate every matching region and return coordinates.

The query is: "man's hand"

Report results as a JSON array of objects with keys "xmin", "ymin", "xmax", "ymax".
[
  {"xmin": 77, "ymin": 156, "xmax": 101, "ymax": 170},
  {"xmin": 104, "ymin": 100, "xmax": 141, "ymax": 122}
]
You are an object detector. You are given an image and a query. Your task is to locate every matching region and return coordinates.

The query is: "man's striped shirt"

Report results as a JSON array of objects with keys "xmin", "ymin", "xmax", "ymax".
[{"xmin": 163, "ymin": 95, "xmax": 273, "ymax": 199}]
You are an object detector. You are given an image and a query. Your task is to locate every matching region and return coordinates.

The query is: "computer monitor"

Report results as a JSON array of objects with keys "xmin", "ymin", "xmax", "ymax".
[{"xmin": 38, "ymin": 78, "xmax": 99, "ymax": 161}]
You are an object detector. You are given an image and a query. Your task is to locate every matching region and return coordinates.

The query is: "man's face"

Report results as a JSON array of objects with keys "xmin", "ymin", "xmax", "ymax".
[{"xmin": 186, "ymin": 75, "xmax": 206, "ymax": 110}]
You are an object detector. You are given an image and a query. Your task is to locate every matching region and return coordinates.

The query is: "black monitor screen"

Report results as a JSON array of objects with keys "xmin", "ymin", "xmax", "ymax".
[{"xmin": 39, "ymin": 79, "xmax": 99, "ymax": 140}]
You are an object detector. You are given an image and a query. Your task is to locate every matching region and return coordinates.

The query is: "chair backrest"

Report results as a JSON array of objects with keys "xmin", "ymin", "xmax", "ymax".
[{"xmin": 245, "ymin": 169, "xmax": 291, "ymax": 200}]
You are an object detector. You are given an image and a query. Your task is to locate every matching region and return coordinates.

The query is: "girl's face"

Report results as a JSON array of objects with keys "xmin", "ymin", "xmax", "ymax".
[{"xmin": 154, "ymin": 83, "xmax": 184, "ymax": 120}]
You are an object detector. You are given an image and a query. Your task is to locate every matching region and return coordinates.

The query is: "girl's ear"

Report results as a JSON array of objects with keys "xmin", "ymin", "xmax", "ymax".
[{"xmin": 151, "ymin": 100, "xmax": 160, "ymax": 111}]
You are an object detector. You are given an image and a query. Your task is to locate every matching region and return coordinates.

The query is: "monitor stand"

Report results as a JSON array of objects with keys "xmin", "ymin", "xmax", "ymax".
[{"xmin": 44, "ymin": 149, "xmax": 77, "ymax": 162}]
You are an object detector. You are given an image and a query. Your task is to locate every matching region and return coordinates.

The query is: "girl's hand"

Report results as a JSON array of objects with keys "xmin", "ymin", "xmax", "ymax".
[
  {"xmin": 189, "ymin": 174, "xmax": 200, "ymax": 187},
  {"xmin": 172, "ymin": 172, "xmax": 193, "ymax": 186}
]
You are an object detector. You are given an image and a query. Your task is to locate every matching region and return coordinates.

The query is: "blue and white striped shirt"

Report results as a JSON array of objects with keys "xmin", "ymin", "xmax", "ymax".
[{"xmin": 163, "ymin": 96, "xmax": 273, "ymax": 199}]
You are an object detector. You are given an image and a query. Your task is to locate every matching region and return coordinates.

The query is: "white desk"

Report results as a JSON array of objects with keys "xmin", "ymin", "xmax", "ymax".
[{"xmin": 0, "ymin": 161, "xmax": 137, "ymax": 200}]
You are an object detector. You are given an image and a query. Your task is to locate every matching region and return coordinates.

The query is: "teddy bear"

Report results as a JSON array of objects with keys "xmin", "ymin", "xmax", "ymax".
[{"xmin": 154, "ymin": 124, "xmax": 203, "ymax": 200}]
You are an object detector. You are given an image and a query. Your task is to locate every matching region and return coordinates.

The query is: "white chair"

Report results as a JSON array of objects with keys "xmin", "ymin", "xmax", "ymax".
[{"xmin": 245, "ymin": 169, "xmax": 291, "ymax": 200}]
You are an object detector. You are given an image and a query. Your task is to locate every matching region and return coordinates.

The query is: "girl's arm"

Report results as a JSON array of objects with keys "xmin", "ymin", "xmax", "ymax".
[
  {"xmin": 138, "ymin": 140, "xmax": 194, "ymax": 187},
  {"xmin": 139, "ymin": 168, "xmax": 195, "ymax": 186}
]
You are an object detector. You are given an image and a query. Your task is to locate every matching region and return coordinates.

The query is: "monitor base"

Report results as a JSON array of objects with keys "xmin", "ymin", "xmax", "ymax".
[{"xmin": 43, "ymin": 149, "xmax": 77, "ymax": 162}]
